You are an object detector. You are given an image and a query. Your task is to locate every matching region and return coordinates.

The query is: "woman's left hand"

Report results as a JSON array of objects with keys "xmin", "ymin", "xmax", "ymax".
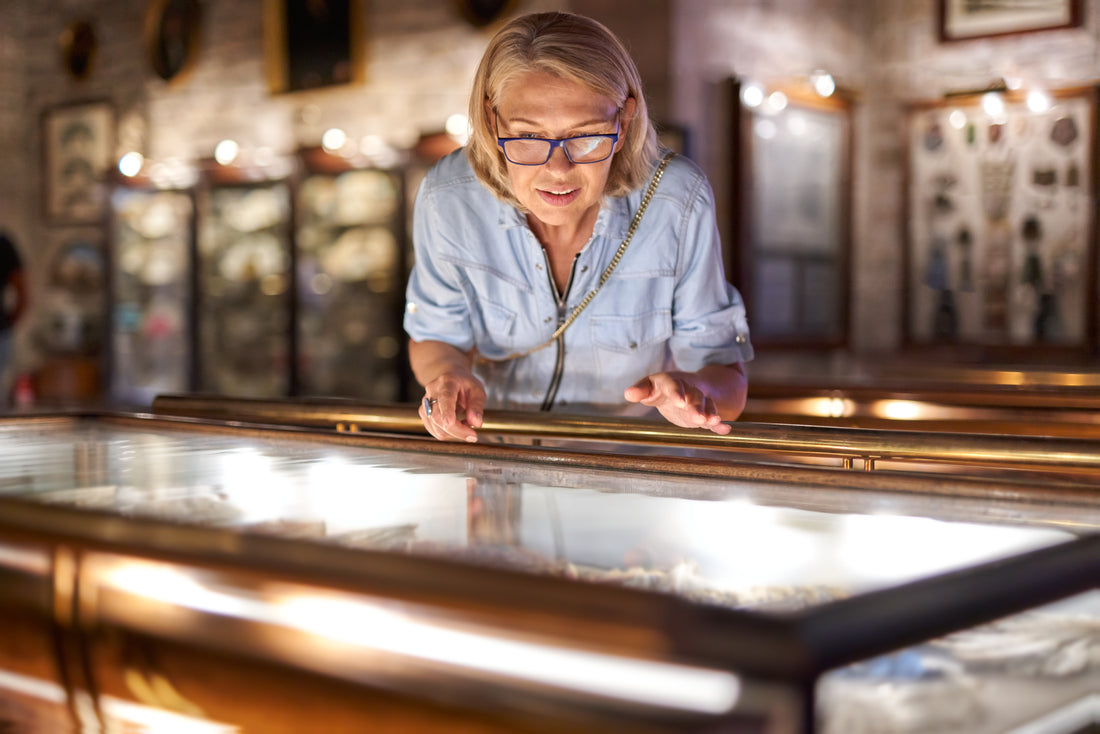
[
  {"xmin": 624, "ymin": 371, "xmax": 731, "ymax": 435},
  {"xmin": 624, "ymin": 363, "xmax": 747, "ymax": 435}
]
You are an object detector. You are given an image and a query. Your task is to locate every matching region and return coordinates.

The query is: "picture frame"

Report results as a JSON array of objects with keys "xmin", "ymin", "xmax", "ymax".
[
  {"xmin": 265, "ymin": 0, "xmax": 366, "ymax": 94},
  {"xmin": 145, "ymin": 0, "xmax": 202, "ymax": 83},
  {"xmin": 939, "ymin": 0, "xmax": 1083, "ymax": 42},
  {"xmin": 42, "ymin": 101, "xmax": 115, "ymax": 224},
  {"xmin": 903, "ymin": 86, "xmax": 1098, "ymax": 356}
]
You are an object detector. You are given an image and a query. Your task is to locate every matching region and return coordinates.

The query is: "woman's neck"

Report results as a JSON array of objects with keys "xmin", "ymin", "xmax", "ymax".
[{"xmin": 527, "ymin": 205, "xmax": 600, "ymax": 294}]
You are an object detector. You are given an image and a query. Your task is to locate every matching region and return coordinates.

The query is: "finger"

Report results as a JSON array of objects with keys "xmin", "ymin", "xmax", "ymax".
[
  {"xmin": 623, "ymin": 377, "xmax": 655, "ymax": 403},
  {"xmin": 464, "ymin": 391, "xmax": 487, "ymax": 429}
]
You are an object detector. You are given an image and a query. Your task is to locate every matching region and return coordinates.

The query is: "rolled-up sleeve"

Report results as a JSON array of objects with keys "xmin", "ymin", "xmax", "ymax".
[
  {"xmin": 668, "ymin": 174, "xmax": 753, "ymax": 372},
  {"xmin": 403, "ymin": 177, "xmax": 476, "ymax": 352}
]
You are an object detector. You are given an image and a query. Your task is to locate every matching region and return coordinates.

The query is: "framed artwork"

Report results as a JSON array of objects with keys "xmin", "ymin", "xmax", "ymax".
[
  {"xmin": 939, "ymin": 0, "xmax": 1083, "ymax": 42},
  {"xmin": 145, "ymin": 0, "xmax": 202, "ymax": 83},
  {"xmin": 453, "ymin": 0, "xmax": 518, "ymax": 27},
  {"xmin": 904, "ymin": 86, "xmax": 1098, "ymax": 354},
  {"xmin": 732, "ymin": 85, "xmax": 852, "ymax": 347},
  {"xmin": 42, "ymin": 101, "xmax": 115, "ymax": 224},
  {"xmin": 265, "ymin": 0, "xmax": 365, "ymax": 94}
]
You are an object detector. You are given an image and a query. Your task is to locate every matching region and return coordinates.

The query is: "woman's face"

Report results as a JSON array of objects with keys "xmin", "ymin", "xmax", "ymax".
[{"xmin": 493, "ymin": 71, "xmax": 630, "ymax": 233}]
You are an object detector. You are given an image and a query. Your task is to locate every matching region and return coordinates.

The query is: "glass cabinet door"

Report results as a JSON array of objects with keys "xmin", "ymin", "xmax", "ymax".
[
  {"xmin": 295, "ymin": 167, "xmax": 406, "ymax": 401},
  {"xmin": 196, "ymin": 181, "xmax": 292, "ymax": 397},
  {"xmin": 109, "ymin": 187, "xmax": 194, "ymax": 405}
]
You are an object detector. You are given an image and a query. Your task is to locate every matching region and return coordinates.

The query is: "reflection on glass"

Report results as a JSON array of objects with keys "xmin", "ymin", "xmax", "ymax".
[
  {"xmin": 0, "ymin": 423, "xmax": 1074, "ymax": 613},
  {"xmin": 817, "ymin": 591, "xmax": 1100, "ymax": 733},
  {"xmin": 110, "ymin": 188, "xmax": 193, "ymax": 406},
  {"xmin": 197, "ymin": 183, "xmax": 291, "ymax": 397},
  {"xmin": 92, "ymin": 554, "xmax": 742, "ymax": 715},
  {"xmin": 296, "ymin": 168, "xmax": 405, "ymax": 401}
]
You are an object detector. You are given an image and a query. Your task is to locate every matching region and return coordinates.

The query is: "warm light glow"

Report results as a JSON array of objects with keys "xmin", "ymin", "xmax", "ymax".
[
  {"xmin": 740, "ymin": 83, "xmax": 765, "ymax": 108},
  {"xmin": 794, "ymin": 396, "xmax": 855, "ymax": 418},
  {"xmin": 872, "ymin": 399, "xmax": 924, "ymax": 421},
  {"xmin": 214, "ymin": 139, "xmax": 239, "ymax": 166},
  {"xmin": 321, "ymin": 127, "xmax": 347, "ymax": 153},
  {"xmin": 948, "ymin": 109, "xmax": 967, "ymax": 129},
  {"xmin": 811, "ymin": 70, "xmax": 835, "ymax": 98},
  {"xmin": 97, "ymin": 557, "xmax": 741, "ymax": 715},
  {"xmin": 1026, "ymin": 89, "xmax": 1052, "ymax": 113},
  {"xmin": 101, "ymin": 696, "xmax": 239, "ymax": 733},
  {"xmin": 766, "ymin": 91, "xmax": 788, "ymax": 112},
  {"xmin": 276, "ymin": 594, "xmax": 742, "ymax": 714},
  {"xmin": 118, "ymin": 151, "xmax": 144, "ymax": 177},
  {"xmin": 445, "ymin": 113, "xmax": 470, "ymax": 144},
  {"xmin": 981, "ymin": 92, "xmax": 1005, "ymax": 117}
]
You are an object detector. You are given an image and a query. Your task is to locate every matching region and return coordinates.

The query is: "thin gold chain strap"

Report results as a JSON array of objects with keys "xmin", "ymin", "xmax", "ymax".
[{"xmin": 479, "ymin": 151, "xmax": 675, "ymax": 364}]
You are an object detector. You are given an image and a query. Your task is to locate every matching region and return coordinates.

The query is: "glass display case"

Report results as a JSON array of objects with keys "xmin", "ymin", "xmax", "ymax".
[
  {"xmin": 196, "ymin": 180, "xmax": 292, "ymax": 398},
  {"xmin": 108, "ymin": 186, "xmax": 194, "ymax": 406},
  {"xmin": 0, "ymin": 411, "xmax": 1094, "ymax": 733},
  {"xmin": 294, "ymin": 152, "xmax": 408, "ymax": 402}
]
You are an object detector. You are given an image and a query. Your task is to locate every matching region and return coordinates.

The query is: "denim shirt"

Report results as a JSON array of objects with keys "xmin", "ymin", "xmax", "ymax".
[{"xmin": 404, "ymin": 149, "xmax": 753, "ymax": 415}]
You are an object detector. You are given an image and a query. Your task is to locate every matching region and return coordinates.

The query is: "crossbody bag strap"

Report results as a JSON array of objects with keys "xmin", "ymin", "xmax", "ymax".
[{"xmin": 478, "ymin": 150, "xmax": 676, "ymax": 364}]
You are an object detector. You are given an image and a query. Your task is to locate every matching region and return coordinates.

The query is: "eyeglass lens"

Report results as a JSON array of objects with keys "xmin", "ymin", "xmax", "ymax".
[{"xmin": 503, "ymin": 135, "xmax": 615, "ymax": 165}]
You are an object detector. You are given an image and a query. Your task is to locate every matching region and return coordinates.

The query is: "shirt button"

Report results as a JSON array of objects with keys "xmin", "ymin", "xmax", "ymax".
[
  {"xmin": 629, "ymin": 341, "xmax": 637, "ymax": 349},
  {"xmin": 535, "ymin": 263, "xmax": 543, "ymax": 270},
  {"xmin": 544, "ymin": 317, "xmax": 552, "ymax": 323},
  {"xmin": 735, "ymin": 333, "xmax": 747, "ymax": 344},
  {"xmin": 580, "ymin": 266, "xmax": 588, "ymax": 273}
]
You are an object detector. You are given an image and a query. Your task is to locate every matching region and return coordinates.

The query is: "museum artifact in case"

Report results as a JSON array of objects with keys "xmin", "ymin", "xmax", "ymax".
[{"xmin": 0, "ymin": 407, "xmax": 1094, "ymax": 732}]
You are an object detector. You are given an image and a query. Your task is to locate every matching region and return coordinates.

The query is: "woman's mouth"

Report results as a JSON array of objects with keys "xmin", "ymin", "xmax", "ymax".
[{"xmin": 537, "ymin": 187, "xmax": 580, "ymax": 207}]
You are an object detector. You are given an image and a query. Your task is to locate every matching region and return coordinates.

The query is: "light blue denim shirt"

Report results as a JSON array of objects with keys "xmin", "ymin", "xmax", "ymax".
[{"xmin": 404, "ymin": 149, "xmax": 753, "ymax": 415}]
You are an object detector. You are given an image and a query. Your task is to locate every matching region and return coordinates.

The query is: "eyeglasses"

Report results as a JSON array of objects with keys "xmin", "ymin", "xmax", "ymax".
[{"xmin": 495, "ymin": 111, "xmax": 620, "ymax": 166}]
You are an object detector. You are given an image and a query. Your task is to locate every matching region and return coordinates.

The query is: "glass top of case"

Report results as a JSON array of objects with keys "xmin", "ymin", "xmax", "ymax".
[{"xmin": 0, "ymin": 418, "xmax": 1083, "ymax": 615}]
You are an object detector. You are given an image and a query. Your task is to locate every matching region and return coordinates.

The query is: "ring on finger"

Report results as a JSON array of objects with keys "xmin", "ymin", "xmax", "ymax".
[{"xmin": 422, "ymin": 396, "xmax": 438, "ymax": 417}]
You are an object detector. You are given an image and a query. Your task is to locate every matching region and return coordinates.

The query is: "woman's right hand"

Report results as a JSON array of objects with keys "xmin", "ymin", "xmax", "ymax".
[
  {"xmin": 419, "ymin": 371, "xmax": 486, "ymax": 442},
  {"xmin": 409, "ymin": 339, "xmax": 486, "ymax": 442}
]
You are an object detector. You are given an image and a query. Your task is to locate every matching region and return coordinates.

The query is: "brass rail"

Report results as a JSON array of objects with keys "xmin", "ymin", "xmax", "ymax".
[{"xmin": 150, "ymin": 394, "xmax": 1100, "ymax": 475}]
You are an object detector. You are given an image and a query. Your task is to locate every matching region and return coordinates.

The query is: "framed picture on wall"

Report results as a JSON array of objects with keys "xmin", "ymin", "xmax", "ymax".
[
  {"xmin": 903, "ymin": 86, "xmax": 1098, "ymax": 355},
  {"xmin": 939, "ymin": 0, "xmax": 1083, "ymax": 42},
  {"xmin": 265, "ymin": 0, "xmax": 366, "ymax": 94},
  {"xmin": 41, "ymin": 101, "xmax": 115, "ymax": 224}
]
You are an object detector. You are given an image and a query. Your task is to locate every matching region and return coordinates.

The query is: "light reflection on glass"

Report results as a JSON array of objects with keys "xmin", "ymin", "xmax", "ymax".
[
  {"xmin": 873, "ymin": 399, "xmax": 924, "ymax": 420},
  {"xmin": 96, "ymin": 557, "xmax": 741, "ymax": 715}
]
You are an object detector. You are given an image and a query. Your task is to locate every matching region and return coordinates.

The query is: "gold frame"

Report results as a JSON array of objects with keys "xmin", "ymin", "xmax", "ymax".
[{"xmin": 265, "ymin": 0, "xmax": 366, "ymax": 94}]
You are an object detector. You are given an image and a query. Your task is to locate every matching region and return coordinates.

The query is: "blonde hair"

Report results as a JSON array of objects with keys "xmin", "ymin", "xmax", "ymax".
[{"xmin": 466, "ymin": 12, "xmax": 659, "ymax": 209}]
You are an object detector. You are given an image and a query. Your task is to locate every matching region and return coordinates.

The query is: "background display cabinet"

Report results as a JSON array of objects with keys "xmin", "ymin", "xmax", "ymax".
[
  {"xmin": 108, "ymin": 185, "xmax": 195, "ymax": 406},
  {"xmin": 294, "ymin": 148, "xmax": 409, "ymax": 402},
  {"xmin": 195, "ymin": 178, "xmax": 293, "ymax": 398},
  {"xmin": 0, "ymin": 407, "xmax": 1094, "ymax": 733}
]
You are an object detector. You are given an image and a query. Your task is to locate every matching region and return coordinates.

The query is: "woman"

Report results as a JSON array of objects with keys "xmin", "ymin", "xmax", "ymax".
[{"xmin": 405, "ymin": 11, "xmax": 752, "ymax": 442}]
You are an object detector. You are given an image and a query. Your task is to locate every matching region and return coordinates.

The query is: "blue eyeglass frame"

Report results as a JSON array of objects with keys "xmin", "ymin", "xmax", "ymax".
[{"xmin": 494, "ymin": 110, "xmax": 621, "ymax": 166}]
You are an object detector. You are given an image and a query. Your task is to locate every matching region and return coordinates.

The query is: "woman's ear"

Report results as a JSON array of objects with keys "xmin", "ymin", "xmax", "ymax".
[{"xmin": 616, "ymin": 97, "xmax": 638, "ymax": 150}]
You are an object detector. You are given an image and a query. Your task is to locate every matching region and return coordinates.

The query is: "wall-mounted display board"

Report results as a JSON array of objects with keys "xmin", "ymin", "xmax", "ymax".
[
  {"xmin": 904, "ymin": 86, "xmax": 1098, "ymax": 356},
  {"xmin": 732, "ymin": 83, "xmax": 852, "ymax": 348},
  {"xmin": 108, "ymin": 185, "xmax": 194, "ymax": 405},
  {"xmin": 295, "ymin": 149, "xmax": 409, "ymax": 402}
]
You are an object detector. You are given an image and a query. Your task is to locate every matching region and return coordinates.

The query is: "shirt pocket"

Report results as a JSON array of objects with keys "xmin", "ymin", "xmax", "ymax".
[
  {"xmin": 475, "ymin": 298, "xmax": 518, "ymax": 357},
  {"xmin": 590, "ymin": 310, "xmax": 671, "ymax": 385}
]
